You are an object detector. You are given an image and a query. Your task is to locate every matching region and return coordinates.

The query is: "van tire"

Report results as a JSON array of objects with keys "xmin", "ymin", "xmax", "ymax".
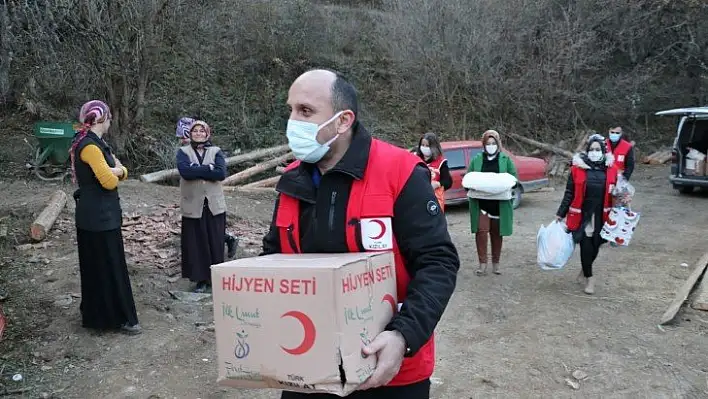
[{"xmin": 676, "ymin": 186, "xmax": 694, "ymax": 194}]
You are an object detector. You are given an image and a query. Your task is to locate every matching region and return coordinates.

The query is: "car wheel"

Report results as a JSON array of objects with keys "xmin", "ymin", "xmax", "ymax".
[
  {"xmin": 677, "ymin": 186, "xmax": 694, "ymax": 194},
  {"xmin": 512, "ymin": 186, "xmax": 522, "ymax": 209}
]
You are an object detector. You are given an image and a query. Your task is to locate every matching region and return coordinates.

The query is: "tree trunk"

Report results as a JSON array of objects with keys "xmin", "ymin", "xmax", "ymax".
[
  {"xmin": 30, "ymin": 190, "xmax": 68, "ymax": 242},
  {"xmin": 0, "ymin": 2, "xmax": 12, "ymax": 104},
  {"xmin": 140, "ymin": 144, "xmax": 290, "ymax": 183},
  {"xmin": 223, "ymin": 152, "xmax": 294, "ymax": 186},
  {"xmin": 241, "ymin": 175, "xmax": 280, "ymax": 189},
  {"xmin": 506, "ymin": 132, "xmax": 574, "ymax": 158}
]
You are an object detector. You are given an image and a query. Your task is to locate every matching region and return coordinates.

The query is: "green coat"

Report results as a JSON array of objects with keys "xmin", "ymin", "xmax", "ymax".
[{"xmin": 467, "ymin": 152, "xmax": 517, "ymax": 236}]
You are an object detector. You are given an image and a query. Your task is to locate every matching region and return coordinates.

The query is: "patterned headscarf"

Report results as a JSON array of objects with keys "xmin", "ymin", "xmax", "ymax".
[
  {"xmin": 70, "ymin": 100, "xmax": 112, "ymax": 184},
  {"xmin": 176, "ymin": 117, "xmax": 195, "ymax": 139}
]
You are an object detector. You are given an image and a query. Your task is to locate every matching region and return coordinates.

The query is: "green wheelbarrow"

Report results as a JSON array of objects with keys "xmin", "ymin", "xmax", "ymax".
[{"xmin": 26, "ymin": 121, "xmax": 81, "ymax": 181}]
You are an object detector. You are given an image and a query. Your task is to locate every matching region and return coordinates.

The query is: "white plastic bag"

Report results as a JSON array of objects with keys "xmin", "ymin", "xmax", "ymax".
[
  {"xmin": 686, "ymin": 147, "xmax": 706, "ymax": 161},
  {"xmin": 537, "ymin": 221, "xmax": 575, "ymax": 270},
  {"xmin": 462, "ymin": 171, "xmax": 517, "ymax": 193},
  {"xmin": 611, "ymin": 175, "xmax": 635, "ymax": 207}
]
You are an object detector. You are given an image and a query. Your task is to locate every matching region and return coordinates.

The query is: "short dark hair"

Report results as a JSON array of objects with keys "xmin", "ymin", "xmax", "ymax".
[
  {"xmin": 331, "ymin": 73, "xmax": 358, "ymax": 118},
  {"xmin": 308, "ymin": 68, "xmax": 359, "ymax": 117}
]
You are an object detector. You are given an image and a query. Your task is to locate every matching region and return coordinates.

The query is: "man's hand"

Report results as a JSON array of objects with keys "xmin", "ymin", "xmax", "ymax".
[
  {"xmin": 431, "ymin": 181, "xmax": 441, "ymax": 189},
  {"xmin": 357, "ymin": 330, "xmax": 406, "ymax": 391}
]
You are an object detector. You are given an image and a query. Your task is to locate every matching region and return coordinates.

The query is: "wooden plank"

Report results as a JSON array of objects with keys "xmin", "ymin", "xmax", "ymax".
[
  {"xmin": 691, "ymin": 273, "xmax": 708, "ymax": 311},
  {"xmin": 660, "ymin": 252, "xmax": 708, "ymax": 324}
]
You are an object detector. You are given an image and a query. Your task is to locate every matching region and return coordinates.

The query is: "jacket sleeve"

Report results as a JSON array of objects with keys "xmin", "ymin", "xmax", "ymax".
[
  {"xmin": 623, "ymin": 146, "xmax": 635, "ymax": 180},
  {"xmin": 260, "ymin": 196, "xmax": 282, "ymax": 256},
  {"xmin": 385, "ymin": 165, "xmax": 460, "ymax": 356},
  {"xmin": 79, "ymin": 144, "xmax": 119, "ymax": 190},
  {"xmin": 506, "ymin": 155, "xmax": 519, "ymax": 188},
  {"xmin": 200, "ymin": 150, "xmax": 227, "ymax": 181},
  {"xmin": 439, "ymin": 161, "xmax": 453, "ymax": 190},
  {"xmin": 556, "ymin": 172, "xmax": 575, "ymax": 218},
  {"xmin": 176, "ymin": 149, "xmax": 213, "ymax": 180}
]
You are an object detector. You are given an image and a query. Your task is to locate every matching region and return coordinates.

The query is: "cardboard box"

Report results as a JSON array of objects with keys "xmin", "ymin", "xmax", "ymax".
[
  {"xmin": 685, "ymin": 159, "xmax": 706, "ymax": 176},
  {"xmin": 211, "ymin": 252, "xmax": 398, "ymax": 396}
]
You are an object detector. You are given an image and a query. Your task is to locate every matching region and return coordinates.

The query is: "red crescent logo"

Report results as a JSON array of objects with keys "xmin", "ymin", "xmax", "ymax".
[
  {"xmin": 381, "ymin": 293, "xmax": 397, "ymax": 314},
  {"xmin": 368, "ymin": 219, "xmax": 386, "ymax": 240},
  {"xmin": 280, "ymin": 311, "xmax": 316, "ymax": 355}
]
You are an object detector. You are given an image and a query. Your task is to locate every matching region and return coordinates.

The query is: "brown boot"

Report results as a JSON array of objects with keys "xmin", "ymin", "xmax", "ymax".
[{"xmin": 584, "ymin": 277, "xmax": 595, "ymax": 295}]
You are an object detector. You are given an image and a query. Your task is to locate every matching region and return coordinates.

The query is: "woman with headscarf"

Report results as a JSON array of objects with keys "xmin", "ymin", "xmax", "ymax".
[
  {"xmin": 70, "ymin": 100, "xmax": 141, "ymax": 335},
  {"xmin": 176, "ymin": 116, "xmax": 238, "ymax": 258},
  {"xmin": 415, "ymin": 132, "xmax": 452, "ymax": 211},
  {"xmin": 177, "ymin": 120, "xmax": 227, "ymax": 293},
  {"xmin": 467, "ymin": 130, "xmax": 518, "ymax": 276},
  {"xmin": 556, "ymin": 134, "xmax": 618, "ymax": 295}
]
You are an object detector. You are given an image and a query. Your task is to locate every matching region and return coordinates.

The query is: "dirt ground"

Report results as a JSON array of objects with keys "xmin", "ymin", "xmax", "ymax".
[{"xmin": 1, "ymin": 165, "xmax": 708, "ymax": 399}]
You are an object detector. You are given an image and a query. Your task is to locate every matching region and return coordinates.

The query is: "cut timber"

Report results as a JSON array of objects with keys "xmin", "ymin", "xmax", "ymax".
[
  {"xmin": 506, "ymin": 132, "xmax": 574, "ymax": 158},
  {"xmin": 139, "ymin": 144, "xmax": 289, "ymax": 183},
  {"xmin": 241, "ymin": 175, "xmax": 280, "ymax": 189},
  {"xmin": 30, "ymin": 190, "xmax": 67, "ymax": 242},
  {"xmin": 691, "ymin": 272, "xmax": 708, "ymax": 311},
  {"xmin": 660, "ymin": 252, "xmax": 708, "ymax": 325},
  {"xmin": 650, "ymin": 151, "xmax": 671, "ymax": 165},
  {"xmin": 223, "ymin": 152, "xmax": 294, "ymax": 186},
  {"xmin": 223, "ymin": 186, "xmax": 277, "ymax": 194}
]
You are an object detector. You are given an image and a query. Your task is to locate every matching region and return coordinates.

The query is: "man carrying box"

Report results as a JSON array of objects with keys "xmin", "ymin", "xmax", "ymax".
[{"xmin": 261, "ymin": 69, "xmax": 460, "ymax": 398}]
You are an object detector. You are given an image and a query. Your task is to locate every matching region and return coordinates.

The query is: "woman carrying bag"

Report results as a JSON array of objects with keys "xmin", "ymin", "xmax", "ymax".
[
  {"xmin": 467, "ymin": 130, "xmax": 517, "ymax": 276},
  {"xmin": 555, "ymin": 134, "xmax": 618, "ymax": 295}
]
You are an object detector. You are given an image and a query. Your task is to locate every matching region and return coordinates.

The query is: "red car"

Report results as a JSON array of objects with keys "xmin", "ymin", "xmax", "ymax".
[{"xmin": 440, "ymin": 141, "xmax": 550, "ymax": 209}]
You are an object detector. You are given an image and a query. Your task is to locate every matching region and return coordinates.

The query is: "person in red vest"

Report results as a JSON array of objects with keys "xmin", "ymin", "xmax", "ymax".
[
  {"xmin": 555, "ymin": 134, "xmax": 618, "ymax": 295},
  {"xmin": 606, "ymin": 126, "xmax": 635, "ymax": 180},
  {"xmin": 414, "ymin": 132, "xmax": 452, "ymax": 212},
  {"xmin": 261, "ymin": 69, "xmax": 460, "ymax": 399}
]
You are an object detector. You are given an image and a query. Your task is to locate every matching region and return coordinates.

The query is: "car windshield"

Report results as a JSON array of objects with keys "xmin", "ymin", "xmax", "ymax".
[{"xmin": 443, "ymin": 149, "xmax": 468, "ymax": 169}]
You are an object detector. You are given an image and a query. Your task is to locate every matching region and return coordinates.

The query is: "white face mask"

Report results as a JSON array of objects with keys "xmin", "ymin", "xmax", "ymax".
[
  {"xmin": 485, "ymin": 144, "xmax": 498, "ymax": 155},
  {"xmin": 286, "ymin": 111, "xmax": 344, "ymax": 163},
  {"xmin": 420, "ymin": 146, "xmax": 432, "ymax": 157},
  {"xmin": 588, "ymin": 150, "xmax": 603, "ymax": 162}
]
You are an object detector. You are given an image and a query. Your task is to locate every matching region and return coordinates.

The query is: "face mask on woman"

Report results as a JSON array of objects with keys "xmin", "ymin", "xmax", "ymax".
[
  {"xmin": 420, "ymin": 146, "xmax": 432, "ymax": 157},
  {"xmin": 485, "ymin": 144, "xmax": 498, "ymax": 155},
  {"xmin": 587, "ymin": 150, "xmax": 603, "ymax": 162}
]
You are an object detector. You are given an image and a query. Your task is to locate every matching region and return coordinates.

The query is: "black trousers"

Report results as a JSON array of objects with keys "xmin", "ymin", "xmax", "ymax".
[
  {"xmin": 280, "ymin": 379, "xmax": 430, "ymax": 399},
  {"xmin": 579, "ymin": 235, "xmax": 604, "ymax": 278}
]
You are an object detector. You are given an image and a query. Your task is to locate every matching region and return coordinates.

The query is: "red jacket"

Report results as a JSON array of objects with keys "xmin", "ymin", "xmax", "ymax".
[
  {"xmin": 275, "ymin": 139, "xmax": 437, "ymax": 386},
  {"xmin": 566, "ymin": 165, "xmax": 618, "ymax": 231},
  {"xmin": 427, "ymin": 156, "xmax": 447, "ymax": 212},
  {"xmin": 605, "ymin": 138, "xmax": 632, "ymax": 173}
]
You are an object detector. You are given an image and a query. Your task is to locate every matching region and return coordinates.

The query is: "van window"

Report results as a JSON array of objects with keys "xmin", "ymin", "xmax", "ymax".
[{"xmin": 443, "ymin": 149, "xmax": 467, "ymax": 169}]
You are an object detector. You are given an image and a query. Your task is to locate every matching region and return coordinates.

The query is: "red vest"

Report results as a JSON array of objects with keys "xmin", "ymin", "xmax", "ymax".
[
  {"xmin": 566, "ymin": 166, "xmax": 618, "ymax": 231},
  {"xmin": 605, "ymin": 138, "xmax": 632, "ymax": 173},
  {"xmin": 275, "ymin": 139, "xmax": 436, "ymax": 386},
  {"xmin": 427, "ymin": 157, "xmax": 447, "ymax": 212}
]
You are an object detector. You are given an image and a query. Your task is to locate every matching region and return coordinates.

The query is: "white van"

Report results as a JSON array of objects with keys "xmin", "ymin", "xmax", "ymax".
[{"xmin": 655, "ymin": 107, "xmax": 708, "ymax": 194}]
